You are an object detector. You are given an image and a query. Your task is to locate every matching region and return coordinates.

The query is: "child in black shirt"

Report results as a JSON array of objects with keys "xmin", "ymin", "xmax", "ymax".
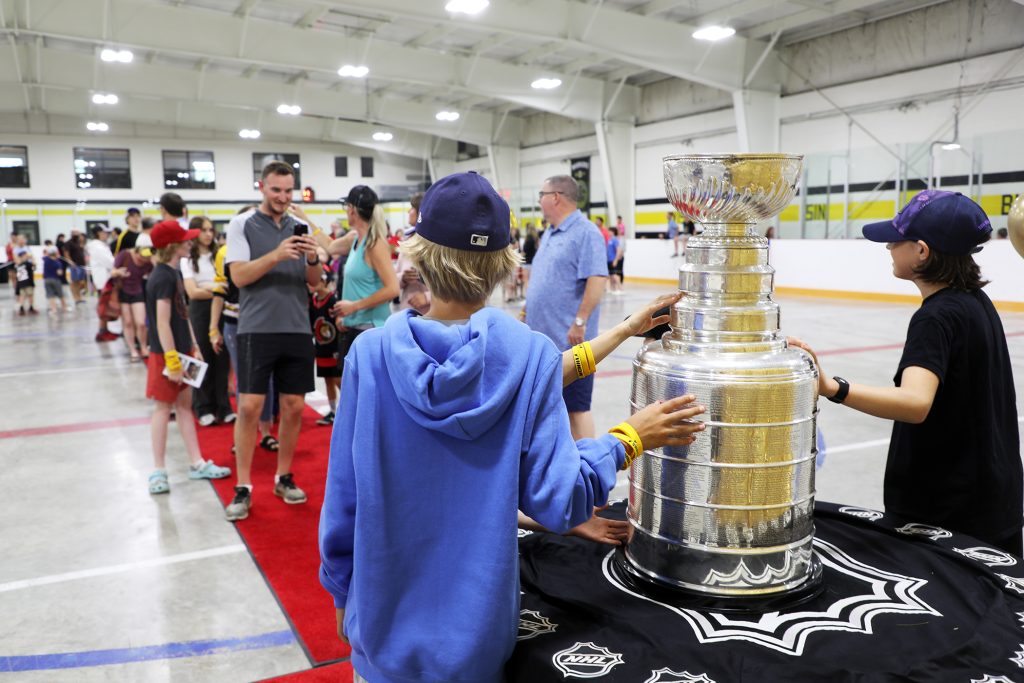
[
  {"xmin": 309, "ymin": 262, "xmax": 340, "ymax": 425},
  {"xmin": 792, "ymin": 191, "xmax": 1022, "ymax": 555}
]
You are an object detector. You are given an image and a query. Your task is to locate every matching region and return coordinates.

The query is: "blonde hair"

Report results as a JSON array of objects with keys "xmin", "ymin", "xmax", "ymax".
[
  {"xmin": 155, "ymin": 244, "xmax": 179, "ymax": 263},
  {"xmin": 362, "ymin": 204, "xmax": 388, "ymax": 252},
  {"xmin": 400, "ymin": 234, "xmax": 521, "ymax": 303}
]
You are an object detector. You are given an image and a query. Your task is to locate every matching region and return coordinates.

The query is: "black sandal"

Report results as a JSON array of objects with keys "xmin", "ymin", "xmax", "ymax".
[{"xmin": 260, "ymin": 435, "xmax": 280, "ymax": 452}]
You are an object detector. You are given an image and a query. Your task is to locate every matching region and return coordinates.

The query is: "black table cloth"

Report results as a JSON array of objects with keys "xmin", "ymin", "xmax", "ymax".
[{"xmin": 509, "ymin": 502, "xmax": 1024, "ymax": 682}]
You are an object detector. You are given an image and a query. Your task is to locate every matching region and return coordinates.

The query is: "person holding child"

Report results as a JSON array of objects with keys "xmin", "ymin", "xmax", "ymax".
[
  {"xmin": 791, "ymin": 190, "xmax": 1022, "ymax": 555},
  {"xmin": 144, "ymin": 220, "xmax": 231, "ymax": 495},
  {"xmin": 318, "ymin": 172, "xmax": 707, "ymax": 683}
]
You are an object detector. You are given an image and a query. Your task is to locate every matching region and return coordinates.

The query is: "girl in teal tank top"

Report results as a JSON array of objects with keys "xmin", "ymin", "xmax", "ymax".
[{"xmin": 333, "ymin": 185, "xmax": 399, "ymax": 330}]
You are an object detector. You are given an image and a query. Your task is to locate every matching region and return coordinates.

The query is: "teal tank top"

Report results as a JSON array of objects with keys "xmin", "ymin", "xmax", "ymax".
[{"xmin": 342, "ymin": 235, "xmax": 391, "ymax": 328}]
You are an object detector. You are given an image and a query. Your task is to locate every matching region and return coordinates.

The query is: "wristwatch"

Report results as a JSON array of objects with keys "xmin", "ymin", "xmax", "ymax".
[
  {"xmin": 306, "ymin": 255, "xmax": 320, "ymax": 266},
  {"xmin": 827, "ymin": 376, "xmax": 850, "ymax": 404},
  {"xmin": 574, "ymin": 317, "xmax": 585, "ymax": 327}
]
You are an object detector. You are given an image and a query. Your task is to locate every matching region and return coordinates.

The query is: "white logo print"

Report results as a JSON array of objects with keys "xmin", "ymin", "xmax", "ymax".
[
  {"xmin": 470, "ymin": 234, "xmax": 489, "ymax": 246},
  {"xmin": 517, "ymin": 528, "xmax": 534, "ymax": 538},
  {"xmin": 838, "ymin": 506, "xmax": 883, "ymax": 521},
  {"xmin": 970, "ymin": 675, "xmax": 1016, "ymax": 683},
  {"xmin": 999, "ymin": 574, "xmax": 1024, "ymax": 595},
  {"xmin": 517, "ymin": 609, "xmax": 557, "ymax": 641},
  {"xmin": 953, "ymin": 547, "xmax": 1018, "ymax": 567},
  {"xmin": 603, "ymin": 538, "xmax": 940, "ymax": 656},
  {"xmin": 552, "ymin": 642, "xmax": 624, "ymax": 678},
  {"xmin": 896, "ymin": 523, "xmax": 952, "ymax": 540},
  {"xmin": 644, "ymin": 668, "xmax": 716, "ymax": 683},
  {"xmin": 1011, "ymin": 644, "xmax": 1024, "ymax": 669},
  {"xmin": 1017, "ymin": 611, "xmax": 1024, "ymax": 628}
]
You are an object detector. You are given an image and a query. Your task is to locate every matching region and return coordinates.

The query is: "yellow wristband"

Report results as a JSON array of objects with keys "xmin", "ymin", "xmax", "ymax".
[
  {"xmin": 164, "ymin": 350, "xmax": 182, "ymax": 372},
  {"xmin": 208, "ymin": 328, "xmax": 221, "ymax": 338},
  {"xmin": 609, "ymin": 422, "xmax": 643, "ymax": 470},
  {"xmin": 313, "ymin": 228, "xmax": 323, "ymax": 236},
  {"xmin": 571, "ymin": 342, "xmax": 595, "ymax": 378}
]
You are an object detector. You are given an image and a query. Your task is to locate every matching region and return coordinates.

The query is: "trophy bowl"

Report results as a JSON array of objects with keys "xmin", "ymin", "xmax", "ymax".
[{"xmin": 620, "ymin": 153, "xmax": 822, "ymax": 606}]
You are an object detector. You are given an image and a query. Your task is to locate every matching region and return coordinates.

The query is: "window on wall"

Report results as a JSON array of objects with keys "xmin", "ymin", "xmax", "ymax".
[
  {"xmin": 163, "ymin": 150, "xmax": 216, "ymax": 190},
  {"xmin": 73, "ymin": 148, "xmax": 131, "ymax": 189},
  {"xmin": 0, "ymin": 145, "xmax": 29, "ymax": 187},
  {"xmin": 334, "ymin": 156, "xmax": 348, "ymax": 177},
  {"xmin": 360, "ymin": 156, "xmax": 374, "ymax": 178},
  {"xmin": 252, "ymin": 153, "xmax": 300, "ymax": 189}
]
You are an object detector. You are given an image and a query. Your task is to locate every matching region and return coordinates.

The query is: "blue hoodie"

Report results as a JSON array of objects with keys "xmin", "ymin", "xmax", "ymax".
[{"xmin": 319, "ymin": 307, "xmax": 624, "ymax": 683}]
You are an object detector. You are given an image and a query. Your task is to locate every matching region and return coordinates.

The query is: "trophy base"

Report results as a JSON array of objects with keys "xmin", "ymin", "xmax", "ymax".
[{"xmin": 610, "ymin": 548, "xmax": 824, "ymax": 614}]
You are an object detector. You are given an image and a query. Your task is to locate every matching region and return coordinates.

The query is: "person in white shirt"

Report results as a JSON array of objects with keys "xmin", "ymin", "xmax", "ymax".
[{"xmin": 86, "ymin": 225, "xmax": 119, "ymax": 342}]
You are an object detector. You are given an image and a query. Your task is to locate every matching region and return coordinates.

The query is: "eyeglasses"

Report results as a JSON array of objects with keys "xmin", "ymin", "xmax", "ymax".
[{"xmin": 538, "ymin": 190, "xmax": 563, "ymax": 200}]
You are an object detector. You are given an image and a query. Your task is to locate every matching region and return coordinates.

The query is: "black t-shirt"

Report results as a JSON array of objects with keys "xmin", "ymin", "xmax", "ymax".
[
  {"xmin": 309, "ymin": 291, "xmax": 339, "ymax": 366},
  {"xmin": 145, "ymin": 263, "xmax": 193, "ymax": 354},
  {"xmin": 885, "ymin": 287, "xmax": 1022, "ymax": 544},
  {"xmin": 115, "ymin": 230, "xmax": 139, "ymax": 255}
]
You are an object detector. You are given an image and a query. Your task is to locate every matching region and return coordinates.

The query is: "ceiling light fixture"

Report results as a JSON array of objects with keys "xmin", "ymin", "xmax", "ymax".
[
  {"xmin": 277, "ymin": 104, "xmax": 302, "ymax": 115},
  {"xmin": 100, "ymin": 48, "xmax": 134, "ymax": 63},
  {"xmin": 86, "ymin": 122, "xmax": 109, "ymax": 132},
  {"xmin": 435, "ymin": 110, "xmax": 460, "ymax": 122},
  {"xmin": 445, "ymin": 0, "xmax": 489, "ymax": 15},
  {"xmin": 92, "ymin": 93, "xmax": 119, "ymax": 105},
  {"xmin": 239, "ymin": 128, "xmax": 261, "ymax": 139},
  {"xmin": 692, "ymin": 25, "xmax": 735, "ymax": 41},
  {"xmin": 337, "ymin": 64, "xmax": 369, "ymax": 78},
  {"xmin": 372, "ymin": 132, "xmax": 393, "ymax": 142},
  {"xmin": 531, "ymin": 78, "xmax": 562, "ymax": 90}
]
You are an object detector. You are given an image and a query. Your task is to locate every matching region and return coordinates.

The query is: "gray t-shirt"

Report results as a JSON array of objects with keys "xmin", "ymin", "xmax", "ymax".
[{"xmin": 225, "ymin": 208, "xmax": 309, "ymax": 335}]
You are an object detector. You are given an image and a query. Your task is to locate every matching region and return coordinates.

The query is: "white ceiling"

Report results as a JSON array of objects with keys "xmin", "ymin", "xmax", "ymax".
[{"xmin": 0, "ymin": 0, "xmax": 950, "ymax": 153}]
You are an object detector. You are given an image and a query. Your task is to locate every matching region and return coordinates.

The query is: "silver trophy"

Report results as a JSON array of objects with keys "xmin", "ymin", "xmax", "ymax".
[{"xmin": 621, "ymin": 154, "xmax": 822, "ymax": 601}]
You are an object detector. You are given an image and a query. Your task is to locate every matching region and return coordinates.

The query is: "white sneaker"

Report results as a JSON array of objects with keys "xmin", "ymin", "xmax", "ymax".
[{"xmin": 198, "ymin": 414, "xmax": 216, "ymax": 427}]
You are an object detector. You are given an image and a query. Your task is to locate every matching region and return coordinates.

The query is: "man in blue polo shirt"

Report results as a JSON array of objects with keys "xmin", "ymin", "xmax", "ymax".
[{"xmin": 525, "ymin": 175, "xmax": 608, "ymax": 439}]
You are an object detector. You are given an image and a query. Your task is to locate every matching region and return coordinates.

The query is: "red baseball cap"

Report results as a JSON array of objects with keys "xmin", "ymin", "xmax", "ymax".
[{"xmin": 150, "ymin": 219, "xmax": 200, "ymax": 248}]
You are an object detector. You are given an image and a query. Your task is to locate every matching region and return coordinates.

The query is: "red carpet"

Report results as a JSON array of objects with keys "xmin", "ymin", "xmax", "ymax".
[
  {"xmin": 200, "ymin": 408, "xmax": 350, "ymax": 665},
  {"xmin": 258, "ymin": 661, "xmax": 353, "ymax": 683}
]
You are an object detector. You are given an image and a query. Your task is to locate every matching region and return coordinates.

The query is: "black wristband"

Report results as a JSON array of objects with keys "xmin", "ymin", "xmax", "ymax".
[
  {"xmin": 306, "ymin": 256, "xmax": 320, "ymax": 266},
  {"xmin": 827, "ymin": 376, "xmax": 850, "ymax": 404}
]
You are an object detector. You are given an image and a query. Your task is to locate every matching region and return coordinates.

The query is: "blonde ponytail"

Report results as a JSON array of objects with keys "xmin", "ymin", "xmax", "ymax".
[{"xmin": 364, "ymin": 204, "xmax": 388, "ymax": 252}]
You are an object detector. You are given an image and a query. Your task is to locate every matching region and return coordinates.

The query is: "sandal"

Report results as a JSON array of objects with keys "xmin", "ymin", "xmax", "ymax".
[
  {"xmin": 189, "ymin": 459, "xmax": 231, "ymax": 480},
  {"xmin": 260, "ymin": 435, "xmax": 280, "ymax": 452},
  {"xmin": 148, "ymin": 470, "xmax": 170, "ymax": 495}
]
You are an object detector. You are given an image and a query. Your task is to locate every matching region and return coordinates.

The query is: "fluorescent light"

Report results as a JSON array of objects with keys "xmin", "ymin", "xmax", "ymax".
[
  {"xmin": 92, "ymin": 93, "xmax": 119, "ymax": 105},
  {"xmin": 531, "ymin": 78, "xmax": 562, "ymax": 90},
  {"xmin": 436, "ymin": 110, "xmax": 460, "ymax": 122},
  {"xmin": 239, "ymin": 128, "xmax": 261, "ymax": 139},
  {"xmin": 277, "ymin": 104, "xmax": 302, "ymax": 115},
  {"xmin": 0, "ymin": 157, "xmax": 24, "ymax": 168},
  {"xmin": 86, "ymin": 122, "xmax": 109, "ymax": 132},
  {"xmin": 100, "ymin": 48, "xmax": 134, "ymax": 63},
  {"xmin": 372, "ymin": 132, "xmax": 393, "ymax": 142},
  {"xmin": 692, "ymin": 25, "xmax": 735, "ymax": 41},
  {"xmin": 337, "ymin": 64, "xmax": 369, "ymax": 78},
  {"xmin": 445, "ymin": 0, "xmax": 489, "ymax": 15},
  {"xmin": 192, "ymin": 161, "xmax": 215, "ymax": 170},
  {"xmin": 941, "ymin": 142, "xmax": 961, "ymax": 151}
]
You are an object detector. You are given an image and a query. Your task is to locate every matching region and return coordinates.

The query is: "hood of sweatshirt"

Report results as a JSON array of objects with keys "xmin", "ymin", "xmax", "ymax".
[{"xmin": 381, "ymin": 308, "xmax": 535, "ymax": 440}]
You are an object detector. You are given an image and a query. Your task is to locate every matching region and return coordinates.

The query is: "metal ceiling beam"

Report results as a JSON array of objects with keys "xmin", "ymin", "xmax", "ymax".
[
  {"xmin": 631, "ymin": 0, "xmax": 688, "ymax": 18},
  {"xmin": 294, "ymin": 6, "xmax": 329, "ymax": 29},
  {"xmin": 691, "ymin": 0, "xmax": 788, "ymax": 26},
  {"xmin": 15, "ymin": 0, "xmax": 628, "ymax": 121},
  {"xmin": 744, "ymin": 0, "xmax": 885, "ymax": 39}
]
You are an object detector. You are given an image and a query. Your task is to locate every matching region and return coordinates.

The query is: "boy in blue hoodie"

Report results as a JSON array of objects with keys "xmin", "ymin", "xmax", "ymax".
[{"xmin": 319, "ymin": 171, "xmax": 706, "ymax": 683}]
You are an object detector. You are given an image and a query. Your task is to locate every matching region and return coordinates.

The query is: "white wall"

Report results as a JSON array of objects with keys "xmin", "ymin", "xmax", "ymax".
[{"xmin": 0, "ymin": 133, "xmax": 428, "ymax": 202}]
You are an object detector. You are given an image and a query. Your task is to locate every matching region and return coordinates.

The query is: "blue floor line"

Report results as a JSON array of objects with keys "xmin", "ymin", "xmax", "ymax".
[{"xmin": 0, "ymin": 629, "xmax": 295, "ymax": 672}]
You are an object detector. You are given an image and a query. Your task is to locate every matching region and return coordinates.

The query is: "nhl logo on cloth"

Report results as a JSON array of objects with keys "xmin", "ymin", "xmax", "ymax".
[
  {"xmin": 552, "ymin": 641, "xmax": 623, "ymax": 678},
  {"xmin": 517, "ymin": 609, "xmax": 557, "ymax": 641},
  {"xmin": 644, "ymin": 668, "xmax": 716, "ymax": 683},
  {"xmin": 896, "ymin": 522, "xmax": 952, "ymax": 540},
  {"xmin": 838, "ymin": 506, "xmax": 883, "ymax": 521},
  {"xmin": 953, "ymin": 547, "xmax": 1018, "ymax": 567}
]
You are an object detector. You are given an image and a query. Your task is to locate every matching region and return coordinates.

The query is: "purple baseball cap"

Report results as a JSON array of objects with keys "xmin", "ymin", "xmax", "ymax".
[
  {"xmin": 862, "ymin": 190, "xmax": 991, "ymax": 255},
  {"xmin": 413, "ymin": 172, "xmax": 512, "ymax": 252}
]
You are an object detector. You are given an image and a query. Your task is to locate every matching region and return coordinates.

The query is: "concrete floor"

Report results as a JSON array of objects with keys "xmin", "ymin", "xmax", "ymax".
[{"xmin": 1, "ymin": 281, "xmax": 1022, "ymax": 681}]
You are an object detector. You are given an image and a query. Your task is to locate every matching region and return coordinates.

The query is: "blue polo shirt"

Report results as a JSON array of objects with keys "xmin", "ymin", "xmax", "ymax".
[{"xmin": 525, "ymin": 210, "xmax": 608, "ymax": 351}]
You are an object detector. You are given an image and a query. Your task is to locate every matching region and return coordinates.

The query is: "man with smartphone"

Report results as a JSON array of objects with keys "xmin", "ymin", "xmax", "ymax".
[{"xmin": 223, "ymin": 160, "xmax": 321, "ymax": 521}]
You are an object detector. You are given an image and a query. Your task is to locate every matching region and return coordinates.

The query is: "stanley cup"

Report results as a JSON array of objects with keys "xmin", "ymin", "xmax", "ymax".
[{"xmin": 623, "ymin": 154, "xmax": 821, "ymax": 597}]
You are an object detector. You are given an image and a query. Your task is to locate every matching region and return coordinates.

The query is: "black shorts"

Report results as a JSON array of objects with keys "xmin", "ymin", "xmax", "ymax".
[
  {"xmin": 120, "ymin": 291, "xmax": 145, "ymax": 304},
  {"xmin": 237, "ymin": 333, "xmax": 314, "ymax": 396},
  {"xmin": 316, "ymin": 358, "xmax": 341, "ymax": 378},
  {"xmin": 15, "ymin": 280, "xmax": 34, "ymax": 294},
  {"xmin": 338, "ymin": 328, "xmax": 368, "ymax": 365}
]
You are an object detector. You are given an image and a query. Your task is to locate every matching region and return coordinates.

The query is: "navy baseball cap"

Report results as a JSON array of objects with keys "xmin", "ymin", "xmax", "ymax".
[
  {"xmin": 414, "ymin": 172, "xmax": 512, "ymax": 252},
  {"xmin": 862, "ymin": 190, "xmax": 991, "ymax": 255},
  {"xmin": 126, "ymin": 207, "xmax": 141, "ymax": 216}
]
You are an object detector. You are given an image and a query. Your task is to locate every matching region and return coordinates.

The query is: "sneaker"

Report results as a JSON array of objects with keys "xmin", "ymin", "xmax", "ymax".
[
  {"xmin": 274, "ymin": 473, "xmax": 307, "ymax": 505},
  {"xmin": 18, "ymin": 308, "xmax": 25, "ymax": 316},
  {"xmin": 197, "ymin": 414, "xmax": 216, "ymax": 427},
  {"xmin": 28, "ymin": 308, "xmax": 38, "ymax": 315},
  {"xmin": 189, "ymin": 459, "xmax": 231, "ymax": 480},
  {"xmin": 221, "ymin": 412, "xmax": 237, "ymax": 424},
  {"xmin": 225, "ymin": 486, "xmax": 252, "ymax": 521},
  {"xmin": 316, "ymin": 411, "xmax": 335, "ymax": 426}
]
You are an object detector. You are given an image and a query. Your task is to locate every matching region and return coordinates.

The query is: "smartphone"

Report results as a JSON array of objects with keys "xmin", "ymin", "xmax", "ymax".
[{"xmin": 293, "ymin": 223, "xmax": 308, "ymax": 237}]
